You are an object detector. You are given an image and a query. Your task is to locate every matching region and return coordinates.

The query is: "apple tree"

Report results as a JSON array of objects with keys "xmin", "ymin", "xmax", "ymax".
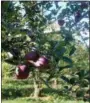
[{"xmin": 1, "ymin": 1, "xmax": 89, "ymax": 98}]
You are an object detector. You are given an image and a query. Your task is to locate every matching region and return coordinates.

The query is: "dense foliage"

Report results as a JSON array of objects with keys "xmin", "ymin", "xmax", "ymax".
[{"xmin": 2, "ymin": 1, "xmax": 89, "ymax": 101}]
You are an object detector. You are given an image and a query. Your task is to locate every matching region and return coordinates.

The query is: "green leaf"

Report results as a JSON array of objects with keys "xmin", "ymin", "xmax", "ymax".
[
  {"xmin": 81, "ymin": 79, "xmax": 89, "ymax": 87},
  {"xmin": 54, "ymin": 1, "xmax": 61, "ymax": 9},
  {"xmin": 60, "ymin": 65, "xmax": 72, "ymax": 69},
  {"xmin": 45, "ymin": 2, "xmax": 53, "ymax": 10},
  {"xmin": 62, "ymin": 56, "xmax": 73, "ymax": 64},
  {"xmin": 40, "ymin": 77, "xmax": 51, "ymax": 88},
  {"xmin": 45, "ymin": 13, "xmax": 52, "ymax": 20},
  {"xmin": 51, "ymin": 9, "xmax": 57, "ymax": 15},
  {"xmin": 59, "ymin": 65, "xmax": 72, "ymax": 72},
  {"xmin": 61, "ymin": 76, "xmax": 70, "ymax": 83},
  {"xmin": 55, "ymin": 47, "xmax": 66, "ymax": 57},
  {"xmin": 4, "ymin": 59, "xmax": 19, "ymax": 65},
  {"xmin": 69, "ymin": 46, "xmax": 76, "ymax": 56},
  {"xmin": 69, "ymin": 77, "xmax": 76, "ymax": 84},
  {"xmin": 77, "ymin": 70, "xmax": 86, "ymax": 79}
]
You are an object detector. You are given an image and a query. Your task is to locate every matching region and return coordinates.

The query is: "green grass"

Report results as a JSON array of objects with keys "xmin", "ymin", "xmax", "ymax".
[
  {"xmin": 2, "ymin": 97, "xmax": 88, "ymax": 103},
  {"xmin": 2, "ymin": 78, "xmax": 89, "ymax": 103}
]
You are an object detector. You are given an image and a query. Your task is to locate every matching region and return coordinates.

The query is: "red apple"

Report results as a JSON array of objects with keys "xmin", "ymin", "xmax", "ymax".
[
  {"xmin": 15, "ymin": 64, "xmax": 29, "ymax": 79},
  {"xmin": 32, "ymin": 56, "xmax": 49, "ymax": 68},
  {"xmin": 25, "ymin": 51, "xmax": 39, "ymax": 62},
  {"xmin": 58, "ymin": 20, "xmax": 65, "ymax": 26},
  {"xmin": 38, "ymin": 56, "xmax": 49, "ymax": 66}
]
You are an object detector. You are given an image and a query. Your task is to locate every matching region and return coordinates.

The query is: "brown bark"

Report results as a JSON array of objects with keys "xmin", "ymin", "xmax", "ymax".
[
  {"xmin": 52, "ymin": 78, "xmax": 58, "ymax": 89},
  {"xmin": 33, "ymin": 69, "xmax": 42, "ymax": 98},
  {"xmin": 33, "ymin": 78, "xmax": 42, "ymax": 98}
]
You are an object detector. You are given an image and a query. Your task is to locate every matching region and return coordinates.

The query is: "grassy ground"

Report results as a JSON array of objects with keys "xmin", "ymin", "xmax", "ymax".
[
  {"xmin": 2, "ymin": 97, "xmax": 88, "ymax": 103},
  {"xmin": 2, "ymin": 78, "xmax": 88, "ymax": 103}
]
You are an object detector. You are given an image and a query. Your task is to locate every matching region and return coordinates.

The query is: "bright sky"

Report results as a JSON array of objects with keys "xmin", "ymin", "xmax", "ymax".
[
  {"xmin": 44, "ymin": 2, "xmax": 89, "ymax": 47},
  {"xmin": 14, "ymin": 1, "xmax": 89, "ymax": 47}
]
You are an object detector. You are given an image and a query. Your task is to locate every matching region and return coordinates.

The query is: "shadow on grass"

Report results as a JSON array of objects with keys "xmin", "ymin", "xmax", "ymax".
[
  {"xmin": 2, "ymin": 87, "xmax": 63, "ymax": 99},
  {"xmin": 2, "ymin": 87, "xmax": 34, "ymax": 100},
  {"xmin": 2, "ymin": 87, "xmax": 85, "ymax": 101},
  {"xmin": 42, "ymin": 88, "xmax": 63, "ymax": 95},
  {"xmin": 2, "ymin": 86, "xmax": 65, "ymax": 100}
]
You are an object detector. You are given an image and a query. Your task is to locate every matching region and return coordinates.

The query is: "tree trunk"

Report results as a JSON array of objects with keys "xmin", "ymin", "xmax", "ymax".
[
  {"xmin": 33, "ymin": 78, "xmax": 42, "ymax": 98},
  {"xmin": 33, "ymin": 69, "xmax": 42, "ymax": 98}
]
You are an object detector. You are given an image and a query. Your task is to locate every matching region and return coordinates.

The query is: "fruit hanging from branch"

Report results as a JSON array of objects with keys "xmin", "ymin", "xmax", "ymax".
[
  {"xmin": 25, "ymin": 50, "xmax": 39, "ymax": 62},
  {"xmin": 58, "ymin": 19, "xmax": 65, "ymax": 26},
  {"xmin": 37, "ymin": 56, "xmax": 49, "ymax": 68},
  {"xmin": 28, "ymin": 56, "xmax": 49, "ymax": 69},
  {"xmin": 15, "ymin": 64, "xmax": 30, "ymax": 79}
]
